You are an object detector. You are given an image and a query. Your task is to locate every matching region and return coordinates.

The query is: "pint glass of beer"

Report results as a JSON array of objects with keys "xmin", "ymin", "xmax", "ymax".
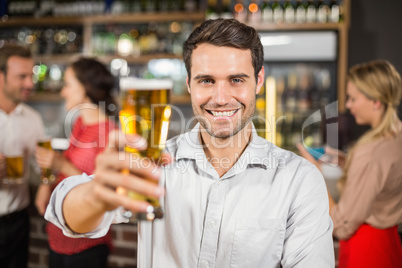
[
  {"xmin": 3, "ymin": 154, "xmax": 24, "ymax": 184},
  {"xmin": 119, "ymin": 77, "xmax": 173, "ymax": 221},
  {"xmin": 37, "ymin": 138, "xmax": 57, "ymax": 184}
]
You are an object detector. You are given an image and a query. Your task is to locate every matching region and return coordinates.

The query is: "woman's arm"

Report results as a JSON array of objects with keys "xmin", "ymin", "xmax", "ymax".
[{"xmin": 36, "ymin": 147, "xmax": 81, "ymax": 177}]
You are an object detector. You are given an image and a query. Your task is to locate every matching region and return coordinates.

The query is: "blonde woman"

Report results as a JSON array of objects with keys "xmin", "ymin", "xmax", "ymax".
[{"xmin": 298, "ymin": 60, "xmax": 402, "ymax": 268}]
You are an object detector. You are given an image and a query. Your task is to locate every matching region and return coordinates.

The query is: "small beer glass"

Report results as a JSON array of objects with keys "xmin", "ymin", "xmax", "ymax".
[
  {"xmin": 2, "ymin": 146, "xmax": 25, "ymax": 184},
  {"xmin": 37, "ymin": 138, "xmax": 57, "ymax": 184},
  {"xmin": 118, "ymin": 77, "xmax": 173, "ymax": 221}
]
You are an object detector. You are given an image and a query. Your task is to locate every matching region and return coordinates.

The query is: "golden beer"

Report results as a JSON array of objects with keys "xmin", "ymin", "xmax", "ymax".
[
  {"xmin": 4, "ymin": 155, "xmax": 24, "ymax": 184},
  {"xmin": 119, "ymin": 78, "xmax": 173, "ymax": 221},
  {"xmin": 37, "ymin": 139, "xmax": 56, "ymax": 184}
]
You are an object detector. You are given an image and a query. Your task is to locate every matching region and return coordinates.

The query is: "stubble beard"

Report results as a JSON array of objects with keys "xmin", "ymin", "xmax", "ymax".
[
  {"xmin": 193, "ymin": 101, "xmax": 255, "ymax": 140},
  {"xmin": 3, "ymin": 84, "xmax": 24, "ymax": 105}
]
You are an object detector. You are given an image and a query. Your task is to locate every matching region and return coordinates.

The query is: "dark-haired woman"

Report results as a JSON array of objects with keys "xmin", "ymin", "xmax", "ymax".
[{"xmin": 35, "ymin": 58, "xmax": 117, "ymax": 268}]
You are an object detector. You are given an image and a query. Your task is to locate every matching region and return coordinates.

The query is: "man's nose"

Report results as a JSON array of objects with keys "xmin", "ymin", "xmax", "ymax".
[
  {"xmin": 212, "ymin": 82, "xmax": 230, "ymax": 105},
  {"xmin": 25, "ymin": 76, "xmax": 34, "ymax": 89}
]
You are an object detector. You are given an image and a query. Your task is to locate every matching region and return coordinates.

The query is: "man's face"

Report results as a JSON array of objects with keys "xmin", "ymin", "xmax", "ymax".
[
  {"xmin": 0, "ymin": 56, "xmax": 34, "ymax": 104},
  {"xmin": 187, "ymin": 43, "xmax": 264, "ymax": 139}
]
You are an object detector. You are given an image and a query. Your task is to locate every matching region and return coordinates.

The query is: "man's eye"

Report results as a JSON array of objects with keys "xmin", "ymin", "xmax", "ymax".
[
  {"xmin": 232, "ymin": 78, "xmax": 243, "ymax": 83},
  {"xmin": 200, "ymin": 79, "xmax": 213, "ymax": 84}
]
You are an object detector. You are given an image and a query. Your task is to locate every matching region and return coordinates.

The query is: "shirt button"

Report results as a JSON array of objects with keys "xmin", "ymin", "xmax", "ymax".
[
  {"xmin": 208, "ymin": 220, "xmax": 215, "ymax": 227},
  {"xmin": 202, "ymin": 260, "xmax": 209, "ymax": 268}
]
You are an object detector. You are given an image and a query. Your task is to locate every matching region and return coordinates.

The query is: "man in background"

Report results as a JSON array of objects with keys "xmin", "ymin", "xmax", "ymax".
[{"xmin": 0, "ymin": 44, "xmax": 45, "ymax": 268}]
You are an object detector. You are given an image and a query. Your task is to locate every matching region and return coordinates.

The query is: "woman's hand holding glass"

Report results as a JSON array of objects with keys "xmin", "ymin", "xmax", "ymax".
[
  {"xmin": 297, "ymin": 143, "xmax": 347, "ymax": 170},
  {"xmin": 35, "ymin": 144, "xmax": 58, "ymax": 184}
]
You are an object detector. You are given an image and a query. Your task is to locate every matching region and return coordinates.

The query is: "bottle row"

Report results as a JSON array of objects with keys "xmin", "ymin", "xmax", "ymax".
[
  {"xmin": 253, "ymin": 64, "xmax": 335, "ymax": 150},
  {"xmin": 254, "ymin": 102, "xmax": 324, "ymax": 151},
  {"xmin": 92, "ymin": 22, "xmax": 194, "ymax": 56},
  {"xmin": 1, "ymin": 0, "xmax": 345, "ymax": 25},
  {"xmin": 0, "ymin": 21, "xmax": 195, "ymax": 57},
  {"xmin": 0, "ymin": 26, "xmax": 83, "ymax": 55},
  {"xmin": 2, "ymin": 0, "xmax": 201, "ymax": 17},
  {"xmin": 208, "ymin": 0, "xmax": 345, "ymax": 24}
]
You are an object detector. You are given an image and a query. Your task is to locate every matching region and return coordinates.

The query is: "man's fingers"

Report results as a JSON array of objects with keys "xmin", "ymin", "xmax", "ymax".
[
  {"xmin": 94, "ymin": 169, "xmax": 164, "ymax": 198},
  {"xmin": 96, "ymin": 151, "xmax": 162, "ymax": 182},
  {"xmin": 91, "ymin": 181, "xmax": 152, "ymax": 213}
]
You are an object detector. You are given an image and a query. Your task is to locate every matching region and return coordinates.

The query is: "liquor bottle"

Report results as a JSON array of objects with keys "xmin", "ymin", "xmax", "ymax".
[
  {"xmin": 283, "ymin": 111, "xmax": 294, "ymax": 149},
  {"xmin": 38, "ymin": 0, "xmax": 54, "ymax": 17},
  {"xmin": 272, "ymin": 0, "xmax": 283, "ymax": 24},
  {"xmin": 295, "ymin": 0, "xmax": 307, "ymax": 23},
  {"xmin": 337, "ymin": 0, "xmax": 344, "ymax": 22},
  {"xmin": 317, "ymin": 68, "xmax": 331, "ymax": 107},
  {"xmin": 254, "ymin": 96, "xmax": 266, "ymax": 138},
  {"xmin": 261, "ymin": 0, "xmax": 273, "ymax": 24},
  {"xmin": 276, "ymin": 75, "xmax": 285, "ymax": 112},
  {"xmin": 306, "ymin": 0, "xmax": 317, "ymax": 23},
  {"xmin": 221, "ymin": 0, "xmax": 234, "ymax": 18},
  {"xmin": 111, "ymin": 0, "xmax": 124, "ymax": 14},
  {"xmin": 317, "ymin": 0, "xmax": 330, "ymax": 23},
  {"xmin": 285, "ymin": 73, "xmax": 298, "ymax": 111},
  {"xmin": 329, "ymin": 0, "xmax": 340, "ymax": 23},
  {"xmin": 185, "ymin": 0, "xmax": 198, "ymax": 12},
  {"xmin": 141, "ymin": 0, "xmax": 156, "ymax": 12},
  {"xmin": 248, "ymin": 0, "xmax": 261, "ymax": 24},
  {"xmin": 298, "ymin": 73, "xmax": 311, "ymax": 112},
  {"xmin": 284, "ymin": 0, "xmax": 296, "ymax": 24},
  {"xmin": 206, "ymin": 0, "xmax": 219, "ymax": 19},
  {"xmin": 233, "ymin": 0, "xmax": 247, "ymax": 22},
  {"xmin": 291, "ymin": 112, "xmax": 303, "ymax": 148}
]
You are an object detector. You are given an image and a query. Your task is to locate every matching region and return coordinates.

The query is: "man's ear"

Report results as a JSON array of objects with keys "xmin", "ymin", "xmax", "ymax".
[
  {"xmin": 186, "ymin": 76, "xmax": 191, "ymax": 94},
  {"xmin": 0, "ymin": 71, "xmax": 5, "ymax": 88},
  {"xmin": 256, "ymin": 66, "xmax": 265, "ymax": 95}
]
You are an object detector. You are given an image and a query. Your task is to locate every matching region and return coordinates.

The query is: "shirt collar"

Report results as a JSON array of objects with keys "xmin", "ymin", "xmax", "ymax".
[
  {"xmin": 13, "ymin": 103, "xmax": 24, "ymax": 115},
  {"xmin": 0, "ymin": 103, "xmax": 24, "ymax": 117},
  {"xmin": 174, "ymin": 123, "xmax": 206, "ymax": 161},
  {"xmin": 174, "ymin": 123, "xmax": 274, "ymax": 169}
]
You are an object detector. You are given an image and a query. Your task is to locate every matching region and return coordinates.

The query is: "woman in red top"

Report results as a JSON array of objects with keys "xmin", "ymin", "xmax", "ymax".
[{"xmin": 35, "ymin": 58, "xmax": 117, "ymax": 268}]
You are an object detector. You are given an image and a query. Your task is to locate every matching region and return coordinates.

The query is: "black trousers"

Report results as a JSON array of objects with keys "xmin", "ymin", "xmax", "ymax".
[
  {"xmin": 49, "ymin": 244, "xmax": 110, "ymax": 268},
  {"xmin": 0, "ymin": 208, "xmax": 30, "ymax": 268}
]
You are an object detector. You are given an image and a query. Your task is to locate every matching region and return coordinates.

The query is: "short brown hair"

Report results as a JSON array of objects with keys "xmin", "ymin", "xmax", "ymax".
[
  {"xmin": 0, "ymin": 44, "xmax": 32, "ymax": 74},
  {"xmin": 183, "ymin": 18, "xmax": 264, "ymax": 82}
]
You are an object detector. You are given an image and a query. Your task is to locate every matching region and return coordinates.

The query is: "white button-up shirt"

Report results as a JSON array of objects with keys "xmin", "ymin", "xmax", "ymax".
[
  {"xmin": 45, "ymin": 124, "xmax": 334, "ymax": 268},
  {"xmin": 0, "ymin": 103, "xmax": 45, "ymax": 215}
]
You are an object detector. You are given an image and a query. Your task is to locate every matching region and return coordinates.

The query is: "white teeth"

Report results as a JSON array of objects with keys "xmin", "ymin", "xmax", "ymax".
[{"xmin": 211, "ymin": 110, "xmax": 237, "ymax": 117}]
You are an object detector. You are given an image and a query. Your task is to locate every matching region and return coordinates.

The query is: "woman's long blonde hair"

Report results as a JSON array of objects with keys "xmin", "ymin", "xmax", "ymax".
[{"xmin": 338, "ymin": 60, "xmax": 402, "ymax": 192}]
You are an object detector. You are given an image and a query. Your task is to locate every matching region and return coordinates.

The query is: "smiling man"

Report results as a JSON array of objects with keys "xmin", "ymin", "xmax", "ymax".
[
  {"xmin": 45, "ymin": 19, "xmax": 335, "ymax": 267},
  {"xmin": 0, "ymin": 44, "xmax": 45, "ymax": 268}
]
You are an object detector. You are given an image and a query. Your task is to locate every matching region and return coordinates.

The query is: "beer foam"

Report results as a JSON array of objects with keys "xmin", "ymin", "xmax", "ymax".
[
  {"xmin": 120, "ymin": 77, "xmax": 173, "ymax": 91},
  {"xmin": 51, "ymin": 138, "xmax": 70, "ymax": 151}
]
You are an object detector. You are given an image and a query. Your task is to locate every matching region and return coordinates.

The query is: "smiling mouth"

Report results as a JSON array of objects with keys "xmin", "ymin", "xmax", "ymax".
[{"xmin": 206, "ymin": 109, "xmax": 240, "ymax": 117}]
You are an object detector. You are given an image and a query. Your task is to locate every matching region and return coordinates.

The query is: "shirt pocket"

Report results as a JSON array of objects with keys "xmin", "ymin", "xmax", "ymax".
[{"xmin": 230, "ymin": 218, "xmax": 285, "ymax": 268}]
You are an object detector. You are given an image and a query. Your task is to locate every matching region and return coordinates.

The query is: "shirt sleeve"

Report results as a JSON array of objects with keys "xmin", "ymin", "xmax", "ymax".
[
  {"xmin": 44, "ymin": 173, "xmax": 129, "ymax": 238},
  {"xmin": 330, "ymin": 148, "xmax": 384, "ymax": 240},
  {"xmin": 281, "ymin": 161, "xmax": 335, "ymax": 268}
]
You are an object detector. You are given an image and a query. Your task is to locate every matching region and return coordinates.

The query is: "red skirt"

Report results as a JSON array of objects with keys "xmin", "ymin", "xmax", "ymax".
[{"xmin": 339, "ymin": 224, "xmax": 402, "ymax": 268}]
